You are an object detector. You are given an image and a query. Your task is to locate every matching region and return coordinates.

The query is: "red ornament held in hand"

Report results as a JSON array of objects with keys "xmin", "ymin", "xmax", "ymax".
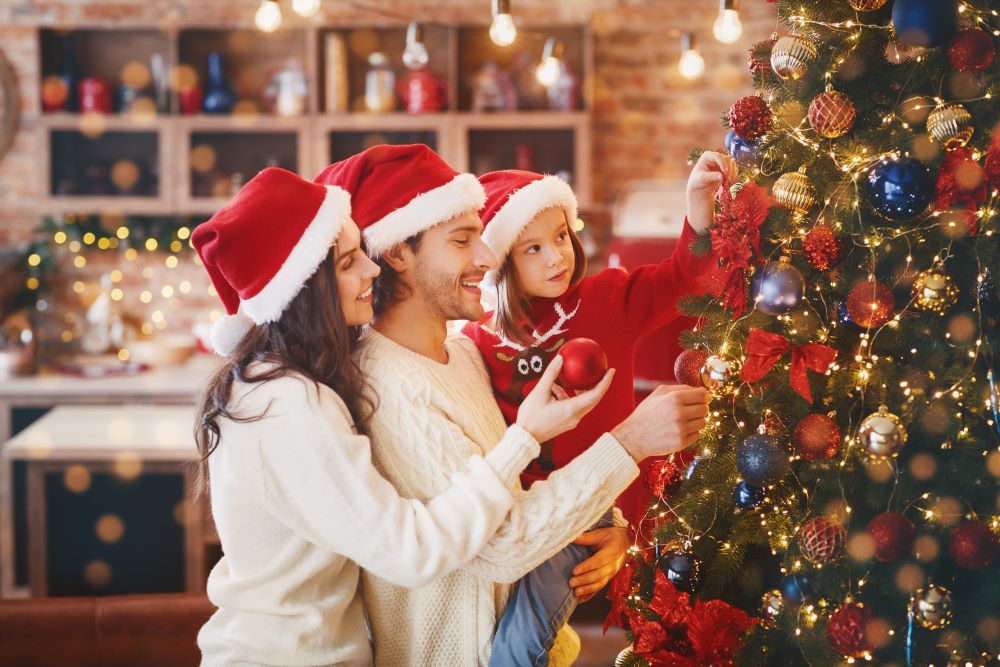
[
  {"xmin": 674, "ymin": 349, "xmax": 709, "ymax": 387},
  {"xmin": 558, "ymin": 338, "xmax": 608, "ymax": 391}
]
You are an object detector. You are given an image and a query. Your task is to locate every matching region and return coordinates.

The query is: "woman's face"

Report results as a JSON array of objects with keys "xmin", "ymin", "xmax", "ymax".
[{"xmin": 334, "ymin": 219, "xmax": 381, "ymax": 327}]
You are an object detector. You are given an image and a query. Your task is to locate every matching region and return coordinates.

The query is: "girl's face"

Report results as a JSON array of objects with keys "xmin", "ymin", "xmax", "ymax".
[
  {"xmin": 509, "ymin": 207, "xmax": 575, "ymax": 300},
  {"xmin": 334, "ymin": 219, "xmax": 381, "ymax": 327}
]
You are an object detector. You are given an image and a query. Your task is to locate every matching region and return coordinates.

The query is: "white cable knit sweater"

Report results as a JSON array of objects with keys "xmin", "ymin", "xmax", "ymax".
[
  {"xmin": 357, "ymin": 330, "xmax": 640, "ymax": 666},
  {"xmin": 197, "ymin": 369, "xmax": 541, "ymax": 667}
]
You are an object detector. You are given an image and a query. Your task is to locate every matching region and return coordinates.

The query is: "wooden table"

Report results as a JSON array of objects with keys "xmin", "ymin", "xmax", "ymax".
[{"xmin": 0, "ymin": 405, "xmax": 214, "ymax": 597}]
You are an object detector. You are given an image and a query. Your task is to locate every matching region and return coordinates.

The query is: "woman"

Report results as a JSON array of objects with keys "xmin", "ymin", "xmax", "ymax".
[{"xmin": 191, "ymin": 167, "xmax": 612, "ymax": 666}]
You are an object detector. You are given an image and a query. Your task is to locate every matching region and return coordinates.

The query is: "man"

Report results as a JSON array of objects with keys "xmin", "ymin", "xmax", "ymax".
[{"xmin": 315, "ymin": 144, "xmax": 709, "ymax": 665}]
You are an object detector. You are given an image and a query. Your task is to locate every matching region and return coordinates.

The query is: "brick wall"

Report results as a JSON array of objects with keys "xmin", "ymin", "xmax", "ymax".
[
  {"xmin": 0, "ymin": 0, "xmax": 774, "ymax": 344},
  {"xmin": 1, "ymin": 0, "xmax": 776, "ymax": 242}
]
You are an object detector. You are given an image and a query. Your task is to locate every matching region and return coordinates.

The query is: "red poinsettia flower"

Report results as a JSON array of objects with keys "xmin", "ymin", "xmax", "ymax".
[
  {"xmin": 689, "ymin": 598, "xmax": 759, "ymax": 666},
  {"xmin": 624, "ymin": 571, "xmax": 758, "ymax": 666},
  {"xmin": 699, "ymin": 181, "xmax": 772, "ymax": 316}
]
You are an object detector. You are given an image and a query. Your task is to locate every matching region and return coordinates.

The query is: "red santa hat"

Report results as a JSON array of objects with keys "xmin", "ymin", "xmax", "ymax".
[
  {"xmin": 191, "ymin": 167, "xmax": 352, "ymax": 355},
  {"xmin": 315, "ymin": 143, "xmax": 485, "ymax": 258},
  {"xmin": 478, "ymin": 170, "xmax": 578, "ymax": 277}
]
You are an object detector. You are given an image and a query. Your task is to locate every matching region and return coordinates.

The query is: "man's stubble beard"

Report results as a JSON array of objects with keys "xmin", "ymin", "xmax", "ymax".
[{"xmin": 413, "ymin": 254, "xmax": 484, "ymax": 323}]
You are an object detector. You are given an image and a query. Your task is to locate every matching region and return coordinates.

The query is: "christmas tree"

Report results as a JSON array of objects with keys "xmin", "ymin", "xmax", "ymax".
[{"xmin": 611, "ymin": 1, "xmax": 1000, "ymax": 665}]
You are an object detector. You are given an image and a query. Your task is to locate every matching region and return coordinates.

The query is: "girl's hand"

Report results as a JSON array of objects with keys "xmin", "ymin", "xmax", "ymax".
[
  {"xmin": 686, "ymin": 151, "xmax": 738, "ymax": 234},
  {"xmin": 515, "ymin": 355, "xmax": 615, "ymax": 444},
  {"xmin": 568, "ymin": 526, "xmax": 629, "ymax": 602}
]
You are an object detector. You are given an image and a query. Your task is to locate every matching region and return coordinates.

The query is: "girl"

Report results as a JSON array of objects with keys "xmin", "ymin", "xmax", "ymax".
[
  {"xmin": 191, "ymin": 167, "xmax": 611, "ymax": 666},
  {"xmin": 463, "ymin": 152, "xmax": 735, "ymax": 665}
]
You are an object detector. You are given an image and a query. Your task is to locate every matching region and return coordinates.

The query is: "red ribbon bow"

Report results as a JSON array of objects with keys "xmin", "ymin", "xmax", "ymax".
[{"xmin": 739, "ymin": 328, "xmax": 836, "ymax": 403}]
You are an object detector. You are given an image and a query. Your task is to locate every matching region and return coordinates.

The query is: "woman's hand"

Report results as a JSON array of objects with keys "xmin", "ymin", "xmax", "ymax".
[
  {"xmin": 686, "ymin": 150, "xmax": 738, "ymax": 234},
  {"xmin": 515, "ymin": 355, "xmax": 615, "ymax": 444},
  {"xmin": 568, "ymin": 526, "xmax": 629, "ymax": 602}
]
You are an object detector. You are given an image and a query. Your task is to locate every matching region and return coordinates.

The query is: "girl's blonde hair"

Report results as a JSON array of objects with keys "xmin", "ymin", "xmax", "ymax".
[{"xmin": 489, "ymin": 211, "xmax": 587, "ymax": 347}]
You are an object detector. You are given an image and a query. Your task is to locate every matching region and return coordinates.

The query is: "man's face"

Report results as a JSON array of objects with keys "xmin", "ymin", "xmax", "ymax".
[{"xmin": 411, "ymin": 211, "xmax": 498, "ymax": 322}]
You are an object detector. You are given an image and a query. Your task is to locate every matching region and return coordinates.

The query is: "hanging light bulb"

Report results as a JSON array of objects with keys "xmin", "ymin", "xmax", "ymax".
[
  {"xmin": 291, "ymin": 0, "xmax": 321, "ymax": 18},
  {"xmin": 713, "ymin": 0, "xmax": 743, "ymax": 44},
  {"xmin": 535, "ymin": 37, "xmax": 563, "ymax": 86},
  {"xmin": 255, "ymin": 0, "xmax": 282, "ymax": 32},
  {"xmin": 678, "ymin": 32, "xmax": 705, "ymax": 80},
  {"xmin": 489, "ymin": 0, "xmax": 517, "ymax": 47},
  {"xmin": 403, "ymin": 21, "xmax": 430, "ymax": 70}
]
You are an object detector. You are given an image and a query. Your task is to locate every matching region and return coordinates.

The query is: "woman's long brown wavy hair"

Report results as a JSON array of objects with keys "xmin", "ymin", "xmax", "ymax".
[{"xmin": 193, "ymin": 250, "xmax": 375, "ymax": 495}]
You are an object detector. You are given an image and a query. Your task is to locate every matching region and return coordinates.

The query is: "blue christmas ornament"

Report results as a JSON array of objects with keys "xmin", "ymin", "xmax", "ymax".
[
  {"xmin": 837, "ymin": 301, "xmax": 862, "ymax": 331},
  {"xmin": 867, "ymin": 157, "xmax": 935, "ymax": 221},
  {"xmin": 733, "ymin": 481, "xmax": 765, "ymax": 509},
  {"xmin": 750, "ymin": 257, "xmax": 805, "ymax": 315},
  {"xmin": 725, "ymin": 129, "xmax": 761, "ymax": 168},
  {"xmin": 736, "ymin": 433, "xmax": 789, "ymax": 487},
  {"xmin": 892, "ymin": 0, "xmax": 958, "ymax": 48},
  {"xmin": 685, "ymin": 457, "xmax": 701, "ymax": 480},
  {"xmin": 780, "ymin": 573, "xmax": 816, "ymax": 605}
]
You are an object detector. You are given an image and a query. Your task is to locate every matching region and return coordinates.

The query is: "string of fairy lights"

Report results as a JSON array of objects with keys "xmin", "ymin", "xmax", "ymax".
[{"xmin": 622, "ymin": 1, "xmax": 1000, "ymax": 663}]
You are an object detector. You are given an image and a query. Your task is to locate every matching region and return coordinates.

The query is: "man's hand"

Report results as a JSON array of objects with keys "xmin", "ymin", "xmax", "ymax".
[
  {"xmin": 612, "ymin": 384, "xmax": 709, "ymax": 463},
  {"xmin": 568, "ymin": 526, "xmax": 629, "ymax": 602}
]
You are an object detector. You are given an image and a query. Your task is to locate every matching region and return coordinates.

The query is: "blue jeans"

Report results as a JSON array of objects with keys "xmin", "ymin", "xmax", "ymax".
[{"xmin": 489, "ymin": 509, "xmax": 615, "ymax": 667}]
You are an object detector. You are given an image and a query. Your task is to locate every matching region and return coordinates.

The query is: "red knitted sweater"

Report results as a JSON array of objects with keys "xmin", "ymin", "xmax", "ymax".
[{"xmin": 463, "ymin": 220, "xmax": 714, "ymax": 525}]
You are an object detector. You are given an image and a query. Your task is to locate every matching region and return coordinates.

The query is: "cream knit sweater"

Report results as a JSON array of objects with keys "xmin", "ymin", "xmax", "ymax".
[
  {"xmin": 197, "ymin": 369, "xmax": 541, "ymax": 666},
  {"xmin": 357, "ymin": 330, "xmax": 641, "ymax": 666}
]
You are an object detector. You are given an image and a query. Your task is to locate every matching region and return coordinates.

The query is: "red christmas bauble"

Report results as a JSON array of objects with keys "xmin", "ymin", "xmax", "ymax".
[
  {"xmin": 868, "ymin": 512, "xmax": 916, "ymax": 562},
  {"xmin": 799, "ymin": 516, "xmax": 846, "ymax": 564},
  {"xmin": 846, "ymin": 281, "xmax": 894, "ymax": 329},
  {"xmin": 728, "ymin": 95, "xmax": 773, "ymax": 142},
  {"xmin": 793, "ymin": 414, "xmax": 841, "ymax": 460},
  {"xmin": 808, "ymin": 90, "xmax": 857, "ymax": 139},
  {"xmin": 803, "ymin": 224, "xmax": 845, "ymax": 270},
  {"xmin": 674, "ymin": 349, "xmax": 709, "ymax": 387},
  {"xmin": 948, "ymin": 521, "xmax": 998, "ymax": 570},
  {"xmin": 947, "ymin": 29, "xmax": 996, "ymax": 73},
  {"xmin": 748, "ymin": 35, "xmax": 778, "ymax": 74},
  {"xmin": 827, "ymin": 602, "xmax": 873, "ymax": 659},
  {"xmin": 558, "ymin": 338, "xmax": 608, "ymax": 391},
  {"xmin": 763, "ymin": 415, "xmax": 786, "ymax": 437}
]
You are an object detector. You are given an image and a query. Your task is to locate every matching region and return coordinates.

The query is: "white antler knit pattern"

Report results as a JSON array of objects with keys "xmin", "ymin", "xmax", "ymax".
[{"xmin": 356, "ymin": 329, "xmax": 638, "ymax": 665}]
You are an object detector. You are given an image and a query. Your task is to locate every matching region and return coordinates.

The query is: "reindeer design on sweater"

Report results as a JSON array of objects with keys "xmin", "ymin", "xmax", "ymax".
[{"xmin": 484, "ymin": 300, "xmax": 581, "ymax": 407}]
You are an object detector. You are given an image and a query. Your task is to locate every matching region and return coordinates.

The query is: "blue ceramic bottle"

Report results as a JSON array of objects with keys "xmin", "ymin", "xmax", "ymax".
[{"xmin": 202, "ymin": 52, "xmax": 236, "ymax": 114}]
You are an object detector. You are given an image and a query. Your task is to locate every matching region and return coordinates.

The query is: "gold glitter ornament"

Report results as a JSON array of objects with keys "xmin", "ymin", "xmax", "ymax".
[
  {"xmin": 927, "ymin": 103, "xmax": 974, "ymax": 149},
  {"xmin": 910, "ymin": 584, "xmax": 954, "ymax": 630},
  {"xmin": 912, "ymin": 268, "xmax": 958, "ymax": 315},
  {"xmin": 848, "ymin": 0, "xmax": 888, "ymax": 10},
  {"xmin": 770, "ymin": 35, "xmax": 817, "ymax": 81},
  {"xmin": 773, "ymin": 167, "xmax": 817, "ymax": 219},
  {"xmin": 858, "ymin": 405, "xmax": 908, "ymax": 458}
]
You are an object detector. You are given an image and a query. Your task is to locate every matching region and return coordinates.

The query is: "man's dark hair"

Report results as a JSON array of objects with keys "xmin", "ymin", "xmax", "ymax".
[{"xmin": 371, "ymin": 232, "xmax": 424, "ymax": 317}]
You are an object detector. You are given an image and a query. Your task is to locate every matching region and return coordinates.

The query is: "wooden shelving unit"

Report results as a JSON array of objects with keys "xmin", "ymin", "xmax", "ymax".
[{"xmin": 37, "ymin": 23, "xmax": 594, "ymax": 219}]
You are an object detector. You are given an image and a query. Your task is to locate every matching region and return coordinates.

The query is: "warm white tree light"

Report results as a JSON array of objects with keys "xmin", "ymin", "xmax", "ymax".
[
  {"xmin": 535, "ymin": 37, "xmax": 563, "ymax": 86},
  {"xmin": 713, "ymin": 0, "xmax": 743, "ymax": 44},
  {"xmin": 678, "ymin": 32, "xmax": 706, "ymax": 80},
  {"xmin": 489, "ymin": 0, "xmax": 517, "ymax": 46},
  {"xmin": 255, "ymin": 0, "xmax": 282, "ymax": 32},
  {"xmin": 291, "ymin": 0, "xmax": 321, "ymax": 18}
]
